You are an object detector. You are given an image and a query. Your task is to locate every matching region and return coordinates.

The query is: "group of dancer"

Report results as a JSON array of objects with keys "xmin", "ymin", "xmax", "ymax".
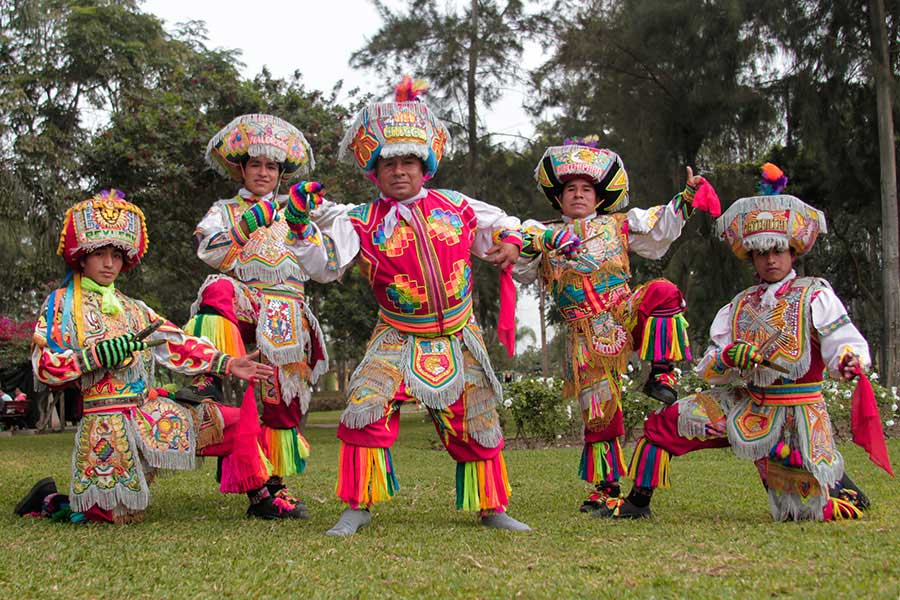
[{"xmin": 14, "ymin": 78, "xmax": 887, "ymax": 534}]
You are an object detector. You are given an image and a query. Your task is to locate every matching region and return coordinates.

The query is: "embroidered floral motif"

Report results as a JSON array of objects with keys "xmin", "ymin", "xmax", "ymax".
[{"xmin": 373, "ymin": 221, "xmax": 415, "ymax": 257}]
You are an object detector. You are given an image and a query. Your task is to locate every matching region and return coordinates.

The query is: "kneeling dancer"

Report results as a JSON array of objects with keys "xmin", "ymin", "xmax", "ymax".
[
  {"xmin": 16, "ymin": 190, "xmax": 293, "ymax": 523},
  {"xmin": 621, "ymin": 165, "xmax": 877, "ymax": 520}
]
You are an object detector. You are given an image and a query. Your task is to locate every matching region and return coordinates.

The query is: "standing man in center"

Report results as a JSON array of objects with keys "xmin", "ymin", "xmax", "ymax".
[{"xmin": 294, "ymin": 78, "xmax": 531, "ymax": 536}]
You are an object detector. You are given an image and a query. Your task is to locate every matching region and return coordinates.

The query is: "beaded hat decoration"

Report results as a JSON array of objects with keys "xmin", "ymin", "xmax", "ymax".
[
  {"xmin": 535, "ymin": 136, "xmax": 629, "ymax": 213},
  {"xmin": 338, "ymin": 76, "xmax": 450, "ymax": 179},
  {"xmin": 57, "ymin": 189, "xmax": 148, "ymax": 270},
  {"xmin": 717, "ymin": 163, "xmax": 827, "ymax": 260},
  {"xmin": 206, "ymin": 113, "xmax": 315, "ymax": 183}
]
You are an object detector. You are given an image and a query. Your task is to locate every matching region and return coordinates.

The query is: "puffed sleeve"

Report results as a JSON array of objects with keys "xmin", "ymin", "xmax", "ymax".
[
  {"xmin": 626, "ymin": 192, "xmax": 692, "ymax": 260},
  {"xmin": 811, "ymin": 284, "xmax": 872, "ymax": 376},
  {"xmin": 695, "ymin": 302, "xmax": 742, "ymax": 385}
]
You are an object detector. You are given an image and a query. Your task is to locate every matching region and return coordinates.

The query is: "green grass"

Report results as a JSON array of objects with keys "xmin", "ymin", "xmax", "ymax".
[{"xmin": 1, "ymin": 411, "xmax": 899, "ymax": 599}]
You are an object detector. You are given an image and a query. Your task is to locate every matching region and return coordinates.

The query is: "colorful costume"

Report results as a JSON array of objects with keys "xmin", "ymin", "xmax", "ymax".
[
  {"xmin": 513, "ymin": 140, "xmax": 714, "ymax": 513},
  {"xmin": 313, "ymin": 79, "xmax": 528, "ymax": 531},
  {"xmin": 186, "ymin": 114, "xmax": 336, "ymax": 501},
  {"xmin": 27, "ymin": 191, "xmax": 280, "ymax": 523},
  {"xmin": 625, "ymin": 166, "xmax": 874, "ymax": 521}
]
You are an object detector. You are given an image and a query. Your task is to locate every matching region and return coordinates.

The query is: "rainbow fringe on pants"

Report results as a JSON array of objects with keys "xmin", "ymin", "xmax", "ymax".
[
  {"xmin": 184, "ymin": 313, "xmax": 246, "ymax": 357},
  {"xmin": 259, "ymin": 426, "xmax": 309, "ymax": 478},
  {"xmin": 336, "ymin": 442, "xmax": 399, "ymax": 509},
  {"xmin": 627, "ymin": 437, "xmax": 671, "ymax": 489},
  {"xmin": 456, "ymin": 453, "xmax": 512, "ymax": 512},
  {"xmin": 639, "ymin": 314, "xmax": 690, "ymax": 362},
  {"xmin": 579, "ymin": 439, "xmax": 625, "ymax": 484}
]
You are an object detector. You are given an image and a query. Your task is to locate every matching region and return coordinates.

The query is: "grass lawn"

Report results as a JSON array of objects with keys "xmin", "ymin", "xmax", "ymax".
[{"xmin": 1, "ymin": 410, "xmax": 899, "ymax": 599}]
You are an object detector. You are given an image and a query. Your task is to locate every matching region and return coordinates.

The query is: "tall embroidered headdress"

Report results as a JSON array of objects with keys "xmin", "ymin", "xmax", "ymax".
[
  {"xmin": 57, "ymin": 189, "xmax": 148, "ymax": 271},
  {"xmin": 534, "ymin": 136, "xmax": 629, "ymax": 213},
  {"xmin": 338, "ymin": 76, "xmax": 450, "ymax": 180},
  {"xmin": 206, "ymin": 113, "xmax": 315, "ymax": 183},
  {"xmin": 717, "ymin": 163, "xmax": 827, "ymax": 260}
]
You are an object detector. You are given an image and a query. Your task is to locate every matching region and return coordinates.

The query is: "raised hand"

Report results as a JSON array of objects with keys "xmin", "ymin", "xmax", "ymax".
[
  {"xmin": 285, "ymin": 181, "xmax": 325, "ymax": 239},
  {"xmin": 241, "ymin": 199, "xmax": 279, "ymax": 233}
]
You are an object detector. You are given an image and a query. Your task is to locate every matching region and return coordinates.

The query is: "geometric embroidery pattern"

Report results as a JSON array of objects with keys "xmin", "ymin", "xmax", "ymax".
[
  {"xmin": 374, "ymin": 222, "xmax": 415, "ymax": 257},
  {"xmin": 444, "ymin": 259, "xmax": 471, "ymax": 300},
  {"xmin": 386, "ymin": 274, "xmax": 428, "ymax": 313},
  {"xmin": 426, "ymin": 208, "xmax": 463, "ymax": 245}
]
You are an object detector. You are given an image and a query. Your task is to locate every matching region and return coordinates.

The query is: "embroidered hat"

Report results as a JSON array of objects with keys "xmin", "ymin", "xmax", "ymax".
[
  {"xmin": 535, "ymin": 139, "xmax": 629, "ymax": 213},
  {"xmin": 206, "ymin": 114, "xmax": 315, "ymax": 182},
  {"xmin": 57, "ymin": 189, "xmax": 148, "ymax": 270},
  {"xmin": 338, "ymin": 76, "xmax": 450, "ymax": 179},
  {"xmin": 717, "ymin": 164, "xmax": 827, "ymax": 260}
]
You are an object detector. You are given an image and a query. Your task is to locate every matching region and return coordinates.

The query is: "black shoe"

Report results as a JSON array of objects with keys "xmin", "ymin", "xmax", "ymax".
[
  {"xmin": 580, "ymin": 500, "xmax": 602, "ymax": 513},
  {"xmin": 246, "ymin": 495, "xmax": 308, "ymax": 520},
  {"xmin": 592, "ymin": 497, "xmax": 625, "ymax": 518},
  {"xmin": 830, "ymin": 473, "xmax": 871, "ymax": 511},
  {"xmin": 642, "ymin": 379, "xmax": 677, "ymax": 405},
  {"xmin": 15, "ymin": 477, "xmax": 57, "ymax": 516},
  {"xmin": 268, "ymin": 486, "xmax": 309, "ymax": 517},
  {"xmin": 613, "ymin": 499, "xmax": 652, "ymax": 519}
]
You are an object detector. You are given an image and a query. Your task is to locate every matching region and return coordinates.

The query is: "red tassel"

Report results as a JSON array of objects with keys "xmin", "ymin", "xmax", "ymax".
[
  {"xmin": 851, "ymin": 371, "xmax": 894, "ymax": 476},
  {"xmin": 692, "ymin": 177, "xmax": 721, "ymax": 217},
  {"xmin": 497, "ymin": 267, "xmax": 516, "ymax": 357}
]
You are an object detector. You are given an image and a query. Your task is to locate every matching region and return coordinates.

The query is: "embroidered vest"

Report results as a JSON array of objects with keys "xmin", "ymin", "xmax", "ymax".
[
  {"xmin": 543, "ymin": 213, "xmax": 631, "ymax": 322},
  {"xmin": 349, "ymin": 189, "xmax": 476, "ymax": 336},
  {"xmin": 732, "ymin": 277, "xmax": 827, "ymax": 404},
  {"xmin": 219, "ymin": 196, "xmax": 307, "ymax": 292},
  {"xmin": 44, "ymin": 284, "xmax": 154, "ymax": 410}
]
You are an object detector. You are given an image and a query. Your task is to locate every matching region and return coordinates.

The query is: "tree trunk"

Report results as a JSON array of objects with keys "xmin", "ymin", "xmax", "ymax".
[
  {"xmin": 466, "ymin": 0, "xmax": 480, "ymax": 183},
  {"xmin": 868, "ymin": 0, "xmax": 900, "ymax": 386},
  {"xmin": 539, "ymin": 279, "xmax": 549, "ymax": 377}
]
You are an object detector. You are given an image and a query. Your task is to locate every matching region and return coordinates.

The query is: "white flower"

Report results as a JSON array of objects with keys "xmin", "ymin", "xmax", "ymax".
[
  {"xmin": 556, "ymin": 434, "xmax": 562, "ymax": 439},
  {"xmin": 892, "ymin": 386, "xmax": 899, "ymax": 399},
  {"xmin": 892, "ymin": 403, "xmax": 898, "ymax": 412},
  {"xmin": 565, "ymin": 404, "xmax": 573, "ymax": 420},
  {"xmin": 674, "ymin": 367, "xmax": 682, "ymax": 377},
  {"xmin": 621, "ymin": 374, "xmax": 630, "ymax": 382},
  {"xmin": 886, "ymin": 419, "xmax": 895, "ymax": 427},
  {"xmin": 627, "ymin": 364, "xmax": 634, "ymax": 373},
  {"xmin": 503, "ymin": 399, "xmax": 513, "ymax": 408},
  {"xmin": 695, "ymin": 387, "xmax": 702, "ymax": 393},
  {"xmin": 872, "ymin": 372, "xmax": 880, "ymax": 380}
]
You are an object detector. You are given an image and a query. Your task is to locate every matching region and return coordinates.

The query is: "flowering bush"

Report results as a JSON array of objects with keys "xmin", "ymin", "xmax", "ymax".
[{"xmin": 500, "ymin": 377, "xmax": 580, "ymax": 443}]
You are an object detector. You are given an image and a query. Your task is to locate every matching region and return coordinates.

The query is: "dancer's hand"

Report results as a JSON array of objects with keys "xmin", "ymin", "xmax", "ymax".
[
  {"xmin": 839, "ymin": 353, "xmax": 861, "ymax": 381},
  {"xmin": 93, "ymin": 335, "xmax": 148, "ymax": 369},
  {"xmin": 227, "ymin": 350, "xmax": 275, "ymax": 382},
  {"xmin": 543, "ymin": 229, "xmax": 582, "ymax": 258},
  {"xmin": 721, "ymin": 341, "xmax": 763, "ymax": 370},
  {"xmin": 485, "ymin": 242, "xmax": 520, "ymax": 270},
  {"xmin": 240, "ymin": 199, "xmax": 279, "ymax": 233}
]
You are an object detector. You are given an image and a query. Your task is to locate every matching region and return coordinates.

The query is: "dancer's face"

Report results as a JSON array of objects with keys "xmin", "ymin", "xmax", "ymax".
[
  {"xmin": 81, "ymin": 246, "xmax": 124, "ymax": 285},
  {"xmin": 242, "ymin": 156, "xmax": 281, "ymax": 196},
  {"xmin": 751, "ymin": 247, "xmax": 794, "ymax": 283},
  {"xmin": 558, "ymin": 178, "xmax": 596, "ymax": 219},
  {"xmin": 375, "ymin": 155, "xmax": 425, "ymax": 200}
]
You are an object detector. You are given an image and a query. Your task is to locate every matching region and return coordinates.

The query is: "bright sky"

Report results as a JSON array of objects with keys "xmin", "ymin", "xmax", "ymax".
[{"xmin": 141, "ymin": 0, "xmax": 548, "ymax": 349}]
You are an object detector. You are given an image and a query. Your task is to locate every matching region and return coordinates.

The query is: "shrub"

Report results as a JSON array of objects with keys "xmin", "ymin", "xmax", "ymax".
[{"xmin": 500, "ymin": 377, "xmax": 579, "ymax": 444}]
